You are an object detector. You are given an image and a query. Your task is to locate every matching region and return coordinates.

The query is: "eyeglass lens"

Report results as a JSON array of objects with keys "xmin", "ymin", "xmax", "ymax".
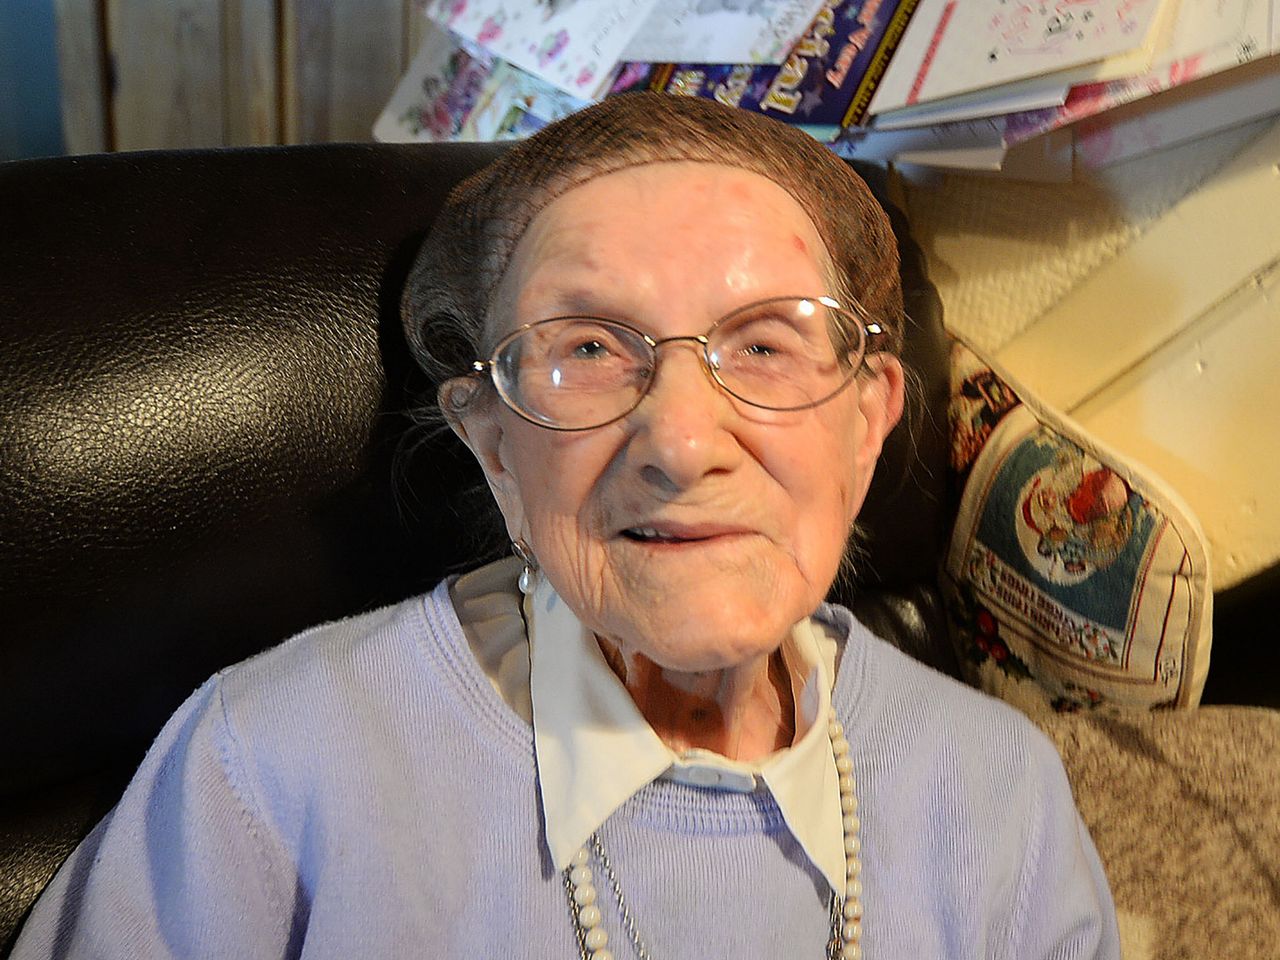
[{"xmin": 491, "ymin": 297, "xmax": 865, "ymax": 430}]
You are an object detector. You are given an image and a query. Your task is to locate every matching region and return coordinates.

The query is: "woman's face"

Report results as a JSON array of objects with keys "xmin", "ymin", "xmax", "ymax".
[{"xmin": 450, "ymin": 162, "xmax": 903, "ymax": 672}]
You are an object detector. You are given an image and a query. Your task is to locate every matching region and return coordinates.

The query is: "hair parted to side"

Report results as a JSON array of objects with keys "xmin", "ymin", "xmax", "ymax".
[{"xmin": 401, "ymin": 92, "xmax": 904, "ymax": 426}]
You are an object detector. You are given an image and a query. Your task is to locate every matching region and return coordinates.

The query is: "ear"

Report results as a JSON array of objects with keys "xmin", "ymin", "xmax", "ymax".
[
  {"xmin": 857, "ymin": 354, "xmax": 906, "ymax": 462},
  {"xmin": 439, "ymin": 378, "xmax": 527, "ymax": 540},
  {"xmin": 848, "ymin": 354, "xmax": 906, "ymax": 509}
]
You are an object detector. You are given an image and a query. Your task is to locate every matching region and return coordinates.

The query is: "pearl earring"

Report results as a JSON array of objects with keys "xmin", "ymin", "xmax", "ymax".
[{"xmin": 511, "ymin": 538, "xmax": 539, "ymax": 595}]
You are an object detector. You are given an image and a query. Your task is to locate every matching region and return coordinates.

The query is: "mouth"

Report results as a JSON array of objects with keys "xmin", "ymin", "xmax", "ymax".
[
  {"xmin": 622, "ymin": 527, "xmax": 697, "ymax": 544},
  {"xmin": 619, "ymin": 523, "xmax": 750, "ymax": 545}
]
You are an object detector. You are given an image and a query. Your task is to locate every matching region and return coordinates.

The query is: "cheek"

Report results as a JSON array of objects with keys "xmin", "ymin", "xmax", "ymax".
[
  {"xmin": 797, "ymin": 413, "xmax": 866, "ymax": 539},
  {"xmin": 500, "ymin": 423, "xmax": 618, "ymax": 536}
]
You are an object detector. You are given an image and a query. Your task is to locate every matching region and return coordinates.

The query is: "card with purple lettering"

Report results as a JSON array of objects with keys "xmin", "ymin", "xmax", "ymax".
[{"xmin": 610, "ymin": 0, "xmax": 919, "ymax": 135}]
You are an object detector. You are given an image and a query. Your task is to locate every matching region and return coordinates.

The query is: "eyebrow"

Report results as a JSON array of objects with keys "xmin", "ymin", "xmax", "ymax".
[{"xmin": 524, "ymin": 286, "xmax": 626, "ymax": 320}]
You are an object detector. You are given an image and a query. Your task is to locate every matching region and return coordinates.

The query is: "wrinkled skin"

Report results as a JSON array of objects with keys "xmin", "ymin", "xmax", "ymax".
[{"xmin": 445, "ymin": 162, "xmax": 903, "ymax": 757}]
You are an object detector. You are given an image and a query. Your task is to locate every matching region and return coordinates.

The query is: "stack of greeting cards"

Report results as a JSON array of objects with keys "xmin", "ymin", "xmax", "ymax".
[{"xmin": 376, "ymin": 0, "xmax": 1280, "ymax": 179}]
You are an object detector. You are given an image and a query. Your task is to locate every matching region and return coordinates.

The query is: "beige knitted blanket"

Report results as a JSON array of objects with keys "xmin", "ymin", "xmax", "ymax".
[{"xmin": 1034, "ymin": 707, "xmax": 1280, "ymax": 959}]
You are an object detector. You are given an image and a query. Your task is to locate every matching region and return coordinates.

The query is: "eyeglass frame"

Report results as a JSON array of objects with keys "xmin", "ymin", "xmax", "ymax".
[{"xmin": 467, "ymin": 294, "xmax": 886, "ymax": 432}]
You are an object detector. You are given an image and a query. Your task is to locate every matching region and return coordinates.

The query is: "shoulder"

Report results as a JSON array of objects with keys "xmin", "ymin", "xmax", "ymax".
[
  {"xmin": 217, "ymin": 580, "xmax": 457, "ymax": 716},
  {"xmin": 821, "ymin": 602, "xmax": 1067, "ymax": 794},
  {"xmin": 821, "ymin": 605, "xmax": 1119, "ymax": 955},
  {"xmin": 185, "ymin": 577, "xmax": 529, "ymax": 828},
  {"xmin": 194, "ymin": 580, "xmax": 498, "ymax": 789}
]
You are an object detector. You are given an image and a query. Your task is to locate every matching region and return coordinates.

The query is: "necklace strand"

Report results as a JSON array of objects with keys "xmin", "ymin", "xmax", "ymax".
[{"xmin": 565, "ymin": 707, "xmax": 863, "ymax": 959}]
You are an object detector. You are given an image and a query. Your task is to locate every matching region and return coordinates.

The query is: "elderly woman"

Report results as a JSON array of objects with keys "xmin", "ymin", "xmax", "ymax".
[{"xmin": 12, "ymin": 94, "xmax": 1118, "ymax": 959}]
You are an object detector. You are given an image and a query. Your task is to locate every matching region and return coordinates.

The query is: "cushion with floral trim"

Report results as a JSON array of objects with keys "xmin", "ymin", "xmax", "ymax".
[{"xmin": 942, "ymin": 334, "xmax": 1212, "ymax": 712}]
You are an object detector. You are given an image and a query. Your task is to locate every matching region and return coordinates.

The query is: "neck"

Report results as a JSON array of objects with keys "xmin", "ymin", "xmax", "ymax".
[{"xmin": 596, "ymin": 637, "xmax": 796, "ymax": 762}]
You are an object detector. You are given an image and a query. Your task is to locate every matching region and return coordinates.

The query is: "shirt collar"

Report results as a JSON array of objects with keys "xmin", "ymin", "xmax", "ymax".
[{"xmin": 526, "ymin": 571, "xmax": 846, "ymax": 893}]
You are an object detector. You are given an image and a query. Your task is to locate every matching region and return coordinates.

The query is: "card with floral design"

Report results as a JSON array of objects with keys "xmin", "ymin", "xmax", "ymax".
[
  {"xmin": 424, "ymin": 0, "xmax": 660, "ymax": 98},
  {"xmin": 374, "ymin": 19, "xmax": 496, "ymax": 142},
  {"xmin": 457, "ymin": 59, "xmax": 590, "ymax": 140}
]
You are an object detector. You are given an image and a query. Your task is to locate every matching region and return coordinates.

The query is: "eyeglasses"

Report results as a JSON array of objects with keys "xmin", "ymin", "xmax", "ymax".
[{"xmin": 470, "ymin": 295, "xmax": 883, "ymax": 431}]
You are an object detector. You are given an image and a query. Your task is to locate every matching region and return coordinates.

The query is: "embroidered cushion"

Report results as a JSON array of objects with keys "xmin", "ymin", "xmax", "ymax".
[{"xmin": 943, "ymin": 335, "xmax": 1211, "ymax": 712}]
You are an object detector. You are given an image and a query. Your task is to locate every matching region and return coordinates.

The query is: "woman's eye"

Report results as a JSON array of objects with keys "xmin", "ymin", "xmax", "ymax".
[
  {"xmin": 571, "ymin": 339, "xmax": 611, "ymax": 359},
  {"xmin": 728, "ymin": 326, "xmax": 797, "ymax": 362},
  {"xmin": 740, "ymin": 341, "xmax": 784, "ymax": 358}
]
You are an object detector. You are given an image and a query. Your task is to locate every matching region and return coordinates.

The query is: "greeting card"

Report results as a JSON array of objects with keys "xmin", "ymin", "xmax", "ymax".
[
  {"xmin": 425, "ymin": 0, "xmax": 659, "ymax": 97},
  {"xmin": 621, "ymin": 0, "xmax": 827, "ymax": 65}
]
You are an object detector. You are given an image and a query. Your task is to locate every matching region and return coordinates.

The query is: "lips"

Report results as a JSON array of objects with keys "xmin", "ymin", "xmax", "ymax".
[
  {"xmin": 619, "ymin": 521, "xmax": 752, "ymax": 544},
  {"xmin": 624, "ymin": 526, "xmax": 681, "ymax": 543}
]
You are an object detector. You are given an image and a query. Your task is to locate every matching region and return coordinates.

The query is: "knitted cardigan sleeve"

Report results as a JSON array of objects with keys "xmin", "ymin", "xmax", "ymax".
[
  {"xmin": 10, "ymin": 676, "xmax": 299, "ymax": 960},
  {"xmin": 1004, "ymin": 729, "xmax": 1121, "ymax": 960}
]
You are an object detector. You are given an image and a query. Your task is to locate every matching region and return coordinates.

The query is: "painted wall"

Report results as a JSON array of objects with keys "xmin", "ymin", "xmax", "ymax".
[{"xmin": 0, "ymin": 0, "xmax": 65, "ymax": 160}]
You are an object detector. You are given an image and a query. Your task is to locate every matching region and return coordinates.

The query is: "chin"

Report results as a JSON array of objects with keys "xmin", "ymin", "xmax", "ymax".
[
  {"xmin": 607, "ymin": 590, "xmax": 799, "ymax": 673},
  {"xmin": 555, "ymin": 541, "xmax": 835, "ymax": 669}
]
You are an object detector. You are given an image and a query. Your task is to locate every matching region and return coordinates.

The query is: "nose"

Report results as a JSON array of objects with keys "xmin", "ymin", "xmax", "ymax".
[{"xmin": 624, "ymin": 341, "xmax": 742, "ymax": 494}]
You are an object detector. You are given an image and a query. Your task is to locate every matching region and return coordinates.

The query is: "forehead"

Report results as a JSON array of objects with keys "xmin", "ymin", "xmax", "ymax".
[
  {"xmin": 492, "ymin": 162, "xmax": 832, "ymax": 324},
  {"xmin": 534, "ymin": 161, "xmax": 821, "ymax": 244}
]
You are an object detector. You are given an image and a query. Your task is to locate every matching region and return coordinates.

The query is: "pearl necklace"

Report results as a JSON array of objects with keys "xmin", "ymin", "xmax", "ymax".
[{"xmin": 564, "ymin": 707, "xmax": 864, "ymax": 960}]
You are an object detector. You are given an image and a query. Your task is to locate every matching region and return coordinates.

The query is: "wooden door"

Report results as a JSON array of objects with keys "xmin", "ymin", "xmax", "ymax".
[{"xmin": 54, "ymin": 0, "xmax": 425, "ymax": 152}]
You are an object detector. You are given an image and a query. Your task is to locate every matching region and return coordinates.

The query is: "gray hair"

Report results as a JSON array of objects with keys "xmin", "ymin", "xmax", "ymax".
[
  {"xmin": 399, "ymin": 93, "xmax": 907, "ymax": 576},
  {"xmin": 402, "ymin": 92, "xmax": 904, "ymax": 423}
]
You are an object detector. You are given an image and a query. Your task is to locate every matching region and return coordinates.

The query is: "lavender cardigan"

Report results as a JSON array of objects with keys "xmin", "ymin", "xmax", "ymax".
[{"xmin": 13, "ymin": 580, "xmax": 1119, "ymax": 959}]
